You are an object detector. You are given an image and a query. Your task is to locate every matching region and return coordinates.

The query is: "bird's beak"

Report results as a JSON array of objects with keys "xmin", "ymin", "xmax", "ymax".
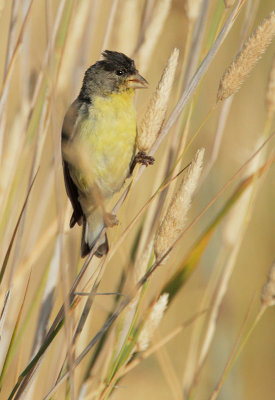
[{"xmin": 127, "ymin": 73, "xmax": 148, "ymax": 89}]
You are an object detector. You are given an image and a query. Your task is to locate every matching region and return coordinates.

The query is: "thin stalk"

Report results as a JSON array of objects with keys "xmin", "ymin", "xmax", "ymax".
[{"xmin": 208, "ymin": 299, "xmax": 262, "ymax": 400}]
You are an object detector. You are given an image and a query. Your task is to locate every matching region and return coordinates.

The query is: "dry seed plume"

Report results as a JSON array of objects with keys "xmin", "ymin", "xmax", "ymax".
[
  {"xmin": 266, "ymin": 54, "xmax": 275, "ymax": 117},
  {"xmin": 137, "ymin": 293, "xmax": 169, "ymax": 352},
  {"xmin": 217, "ymin": 11, "xmax": 275, "ymax": 102},
  {"xmin": 154, "ymin": 148, "xmax": 205, "ymax": 261},
  {"xmin": 184, "ymin": 0, "xmax": 203, "ymax": 21},
  {"xmin": 261, "ymin": 261, "xmax": 275, "ymax": 308},
  {"xmin": 137, "ymin": 48, "xmax": 179, "ymax": 153},
  {"xmin": 136, "ymin": 0, "xmax": 171, "ymax": 73}
]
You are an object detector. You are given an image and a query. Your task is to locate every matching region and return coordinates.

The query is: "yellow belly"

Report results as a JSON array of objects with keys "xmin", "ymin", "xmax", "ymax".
[{"xmin": 76, "ymin": 89, "xmax": 136, "ymax": 197}]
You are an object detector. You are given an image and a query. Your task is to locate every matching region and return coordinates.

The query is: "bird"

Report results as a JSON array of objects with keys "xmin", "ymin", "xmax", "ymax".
[{"xmin": 61, "ymin": 50, "xmax": 154, "ymax": 258}]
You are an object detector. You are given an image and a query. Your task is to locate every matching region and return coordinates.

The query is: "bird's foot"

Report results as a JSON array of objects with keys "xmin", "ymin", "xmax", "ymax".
[
  {"xmin": 130, "ymin": 151, "xmax": 155, "ymax": 174},
  {"xmin": 104, "ymin": 212, "xmax": 119, "ymax": 227}
]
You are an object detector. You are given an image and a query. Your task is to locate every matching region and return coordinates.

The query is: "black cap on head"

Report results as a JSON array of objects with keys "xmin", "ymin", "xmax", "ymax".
[
  {"xmin": 97, "ymin": 50, "xmax": 137, "ymax": 75},
  {"xmin": 79, "ymin": 50, "xmax": 143, "ymax": 102}
]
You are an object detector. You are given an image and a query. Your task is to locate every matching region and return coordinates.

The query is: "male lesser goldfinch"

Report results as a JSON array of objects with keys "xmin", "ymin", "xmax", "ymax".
[{"xmin": 62, "ymin": 50, "xmax": 154, "ymax": 258}]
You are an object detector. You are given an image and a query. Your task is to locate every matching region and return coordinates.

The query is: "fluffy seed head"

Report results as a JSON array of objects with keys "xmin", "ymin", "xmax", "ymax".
[
  {"xmin": 266, "ymin": 54, "xmax": 275, "ymax": 117},
  {"xmin": 218, "ymin": 12, "xmax": 275, "ymax": 102},
  {"xmin": 154, "ymin": 148, "xmax": 205, "ymax": 261},
  {"xmin": 137, "ymin": 293, "xmax": 169, "ymax": 352},
  {"xmin": 137, "ymin": 48, "xmax": 179, "ymax": 152},
  {"xmin": 261, "ymin": 261, "xmax": 275, "ymax": 308}
]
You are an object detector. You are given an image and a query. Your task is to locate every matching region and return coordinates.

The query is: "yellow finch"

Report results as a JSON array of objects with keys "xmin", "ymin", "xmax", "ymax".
[{"xmin": 62, "ymin": 50, "xmax": 154, "ymax": 258}]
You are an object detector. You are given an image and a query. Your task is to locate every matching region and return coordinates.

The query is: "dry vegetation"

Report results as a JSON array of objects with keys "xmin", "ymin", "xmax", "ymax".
[{"xmin": 0, "ymin": 1, "xmax": 274, "ymax": 399}]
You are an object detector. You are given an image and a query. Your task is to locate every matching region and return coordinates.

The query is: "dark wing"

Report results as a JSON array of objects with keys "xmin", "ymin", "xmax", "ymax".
[
  {"xmin": 63, "ymin": 160, "xmax": 83, "ymax": 227},
  {"xmin": 62, "ymin": 100, "xmax": 84, "ymax": 227}
]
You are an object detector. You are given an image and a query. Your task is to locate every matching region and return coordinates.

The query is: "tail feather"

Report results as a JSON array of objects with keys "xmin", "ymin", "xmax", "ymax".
[
  {"xmin": 81, "ymin": 211, "xmax": 109, "ymax": 258},
  {"xmin": 70, "ymin": 211, "xmax": 83, "ymax": 228},
  {"xmin": 95, "ymin": 235, "xmax": 109, "ymax": 257}
]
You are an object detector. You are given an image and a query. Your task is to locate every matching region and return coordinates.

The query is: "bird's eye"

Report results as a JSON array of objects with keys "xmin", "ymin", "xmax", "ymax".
[{"xmin": 116, "ymin": 70, "xmax": 124, "ymax": 76}]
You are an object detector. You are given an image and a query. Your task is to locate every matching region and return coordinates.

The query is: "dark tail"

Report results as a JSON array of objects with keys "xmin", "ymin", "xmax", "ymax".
[{"xmin": 81, "ymin": 213, "xmax": 109, "ymax": 258}]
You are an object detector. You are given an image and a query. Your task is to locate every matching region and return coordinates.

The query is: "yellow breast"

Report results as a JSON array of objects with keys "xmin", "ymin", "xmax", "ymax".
[{"xmin": 76, "ymin": 89, "xmax": 136, "ymax": 196}]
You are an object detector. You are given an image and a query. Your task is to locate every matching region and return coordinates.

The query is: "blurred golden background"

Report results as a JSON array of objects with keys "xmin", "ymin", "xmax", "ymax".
[{"xmin": 0, "ymin": 0, "xmax": 274, "ymax": 399}]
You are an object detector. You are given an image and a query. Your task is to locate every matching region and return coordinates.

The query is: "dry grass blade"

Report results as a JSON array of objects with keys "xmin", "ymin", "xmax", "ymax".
[
  {"xmin": 0, "ymin": 0, "xmax": 33, "ymax": 162},
  {"xmin": 215, "ymin": 260, "xmax": 275, "ymax": 400},
  {"xmin": 184, "ymin": 0, "xmax": 203, "ymax": 21},
  {"xmin": 155, "ymin": 339, "xmax": 182, "ymax": 400},
  {"xmin": 0, "ymin": 169, "xmax": 38, "ymax": 285},
  {"xmin": 7, "ymin": 220, "xmax": 57, "ymax": 301},
  {"xmin": 0, "ymin": 0, "xmax": 34, "ymax": 114},
  {"xmin": 134, "ymin": 239, "xmax": 154, "ymax": 283},
  {"xmin": 3, "ymin": 0, "xmax": 21, "ymax": 76},
  {"xmin": 136, "ymin": 0, "xmax": 172, "ymax": 72},
  {"xmin": 183, "ymin": 0, "xmax": 211, "ymax": 87},
  {"xmin": 71, "ymin": 259, "xmax": 106, "ymax": 346},
  {"xmin": 115, "ymin": 0, "xmax": 139, "ymax": 55},
  {"xmin": 0, "ymin": 273, "xmax": 31, "ymax": 388},
  {"xmin": 7, "ymin": 250, "xmax": 99, "ymax": 399},
  {"xmin": 42, "ymin": 298, "xmax": 130, "ymax": 400},
  {"xmin": 208, "ymin": 296, "xmax": 256, "ymax": 400},
  {"xmin": 223, "ymin": 139, "xmax": 265, "ymax": 245},
  {"xmin": 224, "ymin": 0, "xmax": 236, "ymax": 7},
  {"xmin": 31, "ymin": 240, "xmax": 61, "ymax": 354},
  {"xmin": 7, "ymin": 318, "xmax": 65, "ymax": 400},
  {"xmin": 211, "ymin": 262, "xmax": 275, "ymax": 400},
  {"xmin": 100, "ymin": 0, "xmax": 118, "ymax": 52}
]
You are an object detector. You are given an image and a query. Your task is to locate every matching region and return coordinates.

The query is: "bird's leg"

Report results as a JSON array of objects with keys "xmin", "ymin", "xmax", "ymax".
[
  {"xmin": 90, "ymin": 183, "xmax": 119, "ymax": 227},
  {"xmin": 103, "ymin": 212, "xmax": 119, "ymax": 227},
  {"xmin": 130, "ymin": 151, "xmax": 155, "ymax": 174}
]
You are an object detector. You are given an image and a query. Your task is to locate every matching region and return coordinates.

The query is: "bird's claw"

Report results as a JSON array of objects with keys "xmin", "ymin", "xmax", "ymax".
[
  {"xmin": 104, "ymin": 212, "xmax": 119, "ymax": 227},
  {"xmin": 135, "ymin": 151, "xmax": 155, "ymax": 166},
  {"xmin": 130, "ymin": 151, "xmax": 155, "ymax": 173}
]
